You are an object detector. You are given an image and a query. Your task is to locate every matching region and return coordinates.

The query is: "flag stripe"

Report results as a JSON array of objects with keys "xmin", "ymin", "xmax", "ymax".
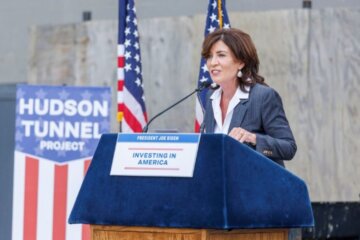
[
  {"xmin": 118, "ymin": 57, "xmax": 125, "ymax": 68},
  {"xmin": 194, "ymin": 120, "xmax": 201, "ymax": 132},
  {"xmin": 117, "ymin": 92, "xmax": 124, "ymax": 104},
  {"xmin": 81, "ymin": 160, "xmax": 91, "ymax": 240},
  {"xmin": 37, "ymin": 159, "xmax": 55, "ymax": 240},
  {"xmin": 117, "ymin": 44, "xmax": 125, "ymax": 55},
  {"xmin": 66, "ymin": 160, "xmax": 84, "ymax": 240},
  {"xmin": 123, "ymin": 105, "xmax": 143, "ymax": 132},
  {"xmin": 12, "ymin": 152, "xmax": 26, "ymax": 240},
  {"xmin": 118, "ymin": 103, "xmax": 125, "ymax": 112},
  {"xmin": 123, "ymin": 87, "xmax": 146, "ymax": 127},
  {"xmin": 53, "ymin": 165, "xmax": 68, "ymax": 240},
  {"xmin": 117, "ymin": 68, "xmax": 124, "ymax": 81},
  {"xmin": 121, "ymin": 118, "xmax": 131, "ymax": 133},
  {"xmin": 118, "ymin": 80, "xmax": 124, "ymax": 91},
  {"xmin": 23, "ymin": 156, "xmax": 39, "ymax": 240}
]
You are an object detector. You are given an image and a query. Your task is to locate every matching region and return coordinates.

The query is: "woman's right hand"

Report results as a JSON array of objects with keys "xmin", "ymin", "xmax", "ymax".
[{"xmin": 229, "ymin": 127, "xmax": 256, "ymax": 146}]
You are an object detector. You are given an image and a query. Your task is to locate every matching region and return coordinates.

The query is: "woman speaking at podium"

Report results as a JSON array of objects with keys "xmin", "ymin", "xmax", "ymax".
[{"xmin": 201, "ymin": 28, "xmax": 296, "ymax": 167}]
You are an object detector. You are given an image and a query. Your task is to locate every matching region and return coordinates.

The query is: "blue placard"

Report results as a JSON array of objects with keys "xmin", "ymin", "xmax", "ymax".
[{"xmin": 15, "ymin": 84, "xmax": 111, "ymax": 163}]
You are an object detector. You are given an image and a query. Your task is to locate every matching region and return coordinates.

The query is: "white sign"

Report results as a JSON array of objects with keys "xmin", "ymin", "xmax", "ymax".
[{"xmin": 110, "ymin": 133, "xmax": 201, "ymax": 177}]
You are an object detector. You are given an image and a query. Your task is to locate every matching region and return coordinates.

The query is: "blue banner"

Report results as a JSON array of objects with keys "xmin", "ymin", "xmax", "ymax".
[{"xmin": 15, "ymin": 84, "xmax": 111, "ymax": 163}]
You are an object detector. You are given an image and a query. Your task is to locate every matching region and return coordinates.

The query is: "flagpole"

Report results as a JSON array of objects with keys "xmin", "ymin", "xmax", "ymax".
[{"xmin": 218, "ymin": 0, "xmax": 223, "ymax": 28}]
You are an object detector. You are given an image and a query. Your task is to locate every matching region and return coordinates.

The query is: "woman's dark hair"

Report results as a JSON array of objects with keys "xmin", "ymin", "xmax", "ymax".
[{"xmin": 201, "ymin": 28, "xmax": 267, "ymax": 92}]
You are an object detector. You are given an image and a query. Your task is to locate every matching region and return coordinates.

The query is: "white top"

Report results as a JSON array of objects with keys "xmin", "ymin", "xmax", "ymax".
[{"xmin": 210, "ymin": 87, "xmax": 249, "ymax": 134}]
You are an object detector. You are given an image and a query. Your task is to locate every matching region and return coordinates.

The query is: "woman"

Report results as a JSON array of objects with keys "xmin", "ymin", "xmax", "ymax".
[{"xmin": 201, "ymin": 28, "xmax": 296, "ymax": 166}]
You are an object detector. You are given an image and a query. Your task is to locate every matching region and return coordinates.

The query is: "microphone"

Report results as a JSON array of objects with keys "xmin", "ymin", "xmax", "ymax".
[{"xmin": 142, "ymin": 81, "xmax": 214, "ymax": 133}]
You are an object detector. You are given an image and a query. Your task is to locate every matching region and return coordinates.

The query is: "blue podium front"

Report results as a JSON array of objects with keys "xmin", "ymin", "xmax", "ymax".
[{"xmin": 69, "ymin": 134, "xmax": 313, "ymax": 229}]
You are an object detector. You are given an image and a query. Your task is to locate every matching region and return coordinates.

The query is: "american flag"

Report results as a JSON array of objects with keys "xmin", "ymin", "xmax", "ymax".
[
  {"xmin": 195, "ymin": 0, "xmax": 230, "ymax": 132},
  {"xmin": 117, "ymin": 0, "xmax": 148, "ymax": 132}
]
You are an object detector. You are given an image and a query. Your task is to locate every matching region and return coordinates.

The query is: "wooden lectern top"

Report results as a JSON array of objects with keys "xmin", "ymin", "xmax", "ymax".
[{"xmin": 91, "ymin": 225, "xmax": 290, "ymax": 240}]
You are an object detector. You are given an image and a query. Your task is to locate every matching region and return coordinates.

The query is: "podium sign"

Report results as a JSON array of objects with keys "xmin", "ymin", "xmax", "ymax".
[{"xmin": 110, "ymin": 133, "xmax": 200, "ymax": 177}]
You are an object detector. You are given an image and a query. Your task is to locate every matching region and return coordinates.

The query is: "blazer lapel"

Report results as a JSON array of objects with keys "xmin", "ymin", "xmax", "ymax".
[
  {"xmin": 228, "ymin": 99, "xmax": 249, "ymax": 133},
  {"xmin": 204, "ymin": 100, "xmax": 216, "ymax": 133}
]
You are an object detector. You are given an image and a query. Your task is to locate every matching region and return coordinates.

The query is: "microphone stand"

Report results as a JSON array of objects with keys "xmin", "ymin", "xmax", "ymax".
[{"xmin": 142, "ymin": 83, "xmax": 210, "ymax": 133}]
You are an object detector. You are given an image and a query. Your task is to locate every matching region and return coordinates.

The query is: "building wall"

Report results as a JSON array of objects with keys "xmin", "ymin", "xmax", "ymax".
[
  {"xmin": 27, "ymin": 8, "xmax": 360, "ymax": 202},
  {"xmin": 1, "ymin": 0, "xmax": 360, "ymax": 85}
]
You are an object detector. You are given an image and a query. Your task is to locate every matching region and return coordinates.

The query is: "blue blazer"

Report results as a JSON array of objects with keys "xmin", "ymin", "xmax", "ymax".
[{"xmin": 202, "ymin": 83, "xmax": 297, "ymax": 166}]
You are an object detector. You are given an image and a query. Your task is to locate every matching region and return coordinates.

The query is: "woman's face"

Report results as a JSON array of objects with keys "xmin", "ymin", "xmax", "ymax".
[{"xmin": 206, "ymin": 40, "xmax": 244, "ymax": 87}]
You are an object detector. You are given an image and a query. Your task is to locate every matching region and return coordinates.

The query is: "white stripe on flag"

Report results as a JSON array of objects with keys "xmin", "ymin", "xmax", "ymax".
[
  {"xmin": 117, "ymin": 44, "xmax": 125, "ymax": 55},
  {"xmin": 65, "ymin": 160, "xmax": 85, "ymax": 240},
  {"xmin": 124, "ymin": 87, "xmax": 146, "ymax": 126},
  {"xmin": 117, "ymin": 91, "xmax": 124, "ymax": 103},
  {"xmin": 37, "ymin": 159, "xmax": 55, "ymax": 240},
  {"xmin": 12, "ymin": 151, "xmax": 26, "ymax": 240},
  {"xmin": 122, "ymin": 118, "xmax": 131, "ymax": 133},
  {"xmin": 117, "ymin": 68, "xmax": 124, "ymax": 80}
]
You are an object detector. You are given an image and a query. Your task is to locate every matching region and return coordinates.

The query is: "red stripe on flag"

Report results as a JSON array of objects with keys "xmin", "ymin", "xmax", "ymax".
[
  {"xmin": 52, "ymin": 165, "xmax": 68, "ymax": 240},
  {"xmin": 118, "ymin": 56, "xmax": 125, "ymax": 68},
  {"xmin": 194, "ymin": 120, "xmax": 200, "ymax": 133},
  {"xmin": 23, "ymin": 157, "xmax": 39, "ymax": 240},
  {"xmin": 124, "ymin": 105, "xmax": 143, "ymax": 132},
  {"xmin": 143, "ymin": 111, "xmax": 148, "ymax": 123},
  {"xmin": 82, "ymin": 160, "xmax": 91, "ymax": 240},
  {"xmin": 118, "ymin": 103, "xmax": 125, "ymax": 112},
  {"xmin": 118, "ymin": 80, "xmax": 124, "ymax": 91}
]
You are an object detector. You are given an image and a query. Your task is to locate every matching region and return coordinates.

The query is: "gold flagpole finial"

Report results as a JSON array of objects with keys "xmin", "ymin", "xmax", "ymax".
[{"xmin": 117, "ymin": 112, "xmax": 124, "ymax": 122}]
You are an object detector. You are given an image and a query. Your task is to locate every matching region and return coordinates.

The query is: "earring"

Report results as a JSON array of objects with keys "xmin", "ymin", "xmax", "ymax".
[{"xmin": 237, "ymin": 69, "xmax": 243, "ymax": 78}]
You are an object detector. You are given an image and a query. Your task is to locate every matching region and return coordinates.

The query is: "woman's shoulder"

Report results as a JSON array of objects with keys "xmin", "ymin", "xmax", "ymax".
[
  {"xmin": 250, "ymin": 83, "xmax": 283, "ymax": 103},
  {"xmin": 250, "ymin": 83, "xmax": 277, "ymax": 96}
]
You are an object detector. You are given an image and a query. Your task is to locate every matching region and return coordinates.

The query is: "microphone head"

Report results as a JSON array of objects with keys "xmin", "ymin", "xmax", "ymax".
[
  {"xmin": 210, "ymin": 82, "xmax": 220, "ymax": 90},
  {"xmin": 199, "ymin": 81, "xmax": 220, "ymax": 90},
  {"xmin": 199, "ymin": 81, "xmax": 211, "ymax": 89}
]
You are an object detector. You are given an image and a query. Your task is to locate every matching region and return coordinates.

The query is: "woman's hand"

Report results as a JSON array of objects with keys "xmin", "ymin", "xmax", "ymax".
[{"xmin": 229, "ymin": 127, "xmax": 256, "ymax": 146}]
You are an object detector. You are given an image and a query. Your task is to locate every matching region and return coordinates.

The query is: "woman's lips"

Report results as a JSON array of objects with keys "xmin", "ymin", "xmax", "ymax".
[{"xmin": 210, "ymin": 69, "xmax": 221, "ymax": 76}]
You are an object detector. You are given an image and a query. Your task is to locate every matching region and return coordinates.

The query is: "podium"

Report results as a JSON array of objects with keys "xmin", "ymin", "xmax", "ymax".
[{"xmin": 69, "ymin": 134, "xmax": 314, "ymax": 239}]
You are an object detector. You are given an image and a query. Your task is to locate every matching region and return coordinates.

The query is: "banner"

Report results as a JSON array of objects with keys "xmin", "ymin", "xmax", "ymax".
[{"xmin": 12, "ymin": 84, "xmax": 111, "ymax": 240}]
